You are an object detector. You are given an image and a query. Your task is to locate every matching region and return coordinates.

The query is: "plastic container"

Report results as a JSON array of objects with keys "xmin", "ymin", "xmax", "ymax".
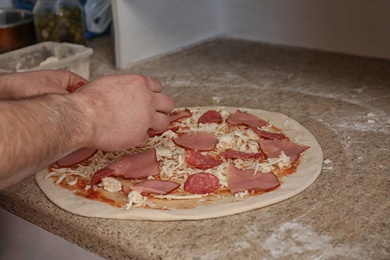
[{"xmin": 0, "ymin": 41, "xmax": 93, "ymax": 79}]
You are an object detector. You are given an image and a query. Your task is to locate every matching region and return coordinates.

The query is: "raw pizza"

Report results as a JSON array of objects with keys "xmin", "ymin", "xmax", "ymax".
[{"xmin": 36, "ymin": 106, "xmax": 323, "ymax": 220}]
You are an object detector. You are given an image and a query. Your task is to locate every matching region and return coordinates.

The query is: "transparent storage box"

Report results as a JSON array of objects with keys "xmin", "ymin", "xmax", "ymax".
[{"xmin": 0, "ymin": 41, "xmax": 93, "ymax": 79}]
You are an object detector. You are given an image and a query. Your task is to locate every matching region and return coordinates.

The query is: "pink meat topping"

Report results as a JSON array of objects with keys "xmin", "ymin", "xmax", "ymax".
[
  {"xmin": 90, "ymin": 148, "xmax": 159, "ymax": 185},
  {"xmin": 185, "ymin": 150, "xmax": 221, "ymax": 169},
  {"xmin": 198, "ymin": 110, "xmax": 223, "ymax": 124},
  {"xmin": 173, "ymin": 132, "xmax": 218, "ymax": 151},
  {"xmin": 169, "ymin": 109, "xmax": 192, "ymax": 123},
  {"xmin": 184, "ymin": 172, "xmax": 220, "ymax": 194},
  {"xmin": 122, "ymin": 180, "xmax": 179, "ymax": 195},
  {"xmin": 227, "ymin": 164, "xmax": 280, "ymax": 194},
  {"xmin": 57, "ymin": 148, "xmax": 98, "ymax": 167},
  {"xmin": 259, "ymin": 139, "xmax": 309, "ymax": 163},
  {"xmin": 226, "ymin": 110, "xmax": 268, "ymax": 128}
]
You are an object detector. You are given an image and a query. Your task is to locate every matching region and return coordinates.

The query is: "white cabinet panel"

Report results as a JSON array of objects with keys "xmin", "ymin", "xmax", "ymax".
[
  {"xmin": 112, "ymin": 0, "xmax": 390, "ymax": 68},
  {"xmin": 0, "ymin": 208, "xmax": 104, "ymax": 260}
]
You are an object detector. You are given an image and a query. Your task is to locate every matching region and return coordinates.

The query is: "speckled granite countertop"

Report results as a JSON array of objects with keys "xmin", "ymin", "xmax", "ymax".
[{"xmin": 1, "ymin": 36, "xmax": 389, "ymax": 259}]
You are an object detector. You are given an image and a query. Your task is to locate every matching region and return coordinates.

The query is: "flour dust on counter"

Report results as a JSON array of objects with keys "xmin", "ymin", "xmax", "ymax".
[
  {"xmin": 261, "ymin": 221, "xmax": 362, "ymax": 259},
  {"xmin": 36, "ymin": 106, "xmax": 323, "ymax": 221}
]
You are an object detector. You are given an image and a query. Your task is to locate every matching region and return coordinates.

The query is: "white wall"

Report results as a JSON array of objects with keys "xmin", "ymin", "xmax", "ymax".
[
  {"xmin": 221, "ymin": 0, "xmax": 390, "ymax": 60},
  {"xmin": 112, "ymin": 0, "xmax": 222, "ymax": 68},
  {"xmin": 112, "ymin": 0, "xmax": 390, "ymax": 68}
]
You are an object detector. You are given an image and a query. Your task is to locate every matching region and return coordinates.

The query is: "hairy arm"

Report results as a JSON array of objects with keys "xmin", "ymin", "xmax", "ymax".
[
  {"xmin": 0, "ymin": 94, "xmax": 92, "ymax": 189},
  {"xmin": 0, "ymin": 70, "xmax": 87, "ymax": 99},
  {"xmin": 0, "ymin": 73, "xmax": 174, "ymax": 189}
]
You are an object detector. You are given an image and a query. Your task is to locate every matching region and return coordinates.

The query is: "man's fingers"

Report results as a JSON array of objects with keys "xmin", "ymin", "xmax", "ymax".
[
  {"xmin": 145, "ymin": 76, "xmax": 164, "ymax": 93},
  {"xmin": 150, "ymin": 112, "xmax": 170, "ymax": 132},
  {"xmin": 154, "ymin": 93, "xmax": 175, "ymax": 115}
]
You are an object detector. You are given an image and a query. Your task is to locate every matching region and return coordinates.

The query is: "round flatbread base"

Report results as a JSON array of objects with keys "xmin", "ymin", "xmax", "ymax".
[{"xmin": 35, "ymin": 106, "xmax": 323, "ymax": 221}]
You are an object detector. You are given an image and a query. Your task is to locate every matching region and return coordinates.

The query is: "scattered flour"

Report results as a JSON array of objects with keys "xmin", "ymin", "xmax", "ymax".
[
  {"xmin": 165, "ymin": 71, "xmax": 254, "ymax": 88},
  {"xmin": 323, "ymin": 159, "xmax": 332, "ymax": 164},
  {"xmin": 234, "ymin": 240, "xmax": 251, "ymax": 250},
  {"xmin": 332, "ymin": 111, "xmax": 390, "ymax": 134},
  {"xmin": 353, "ymin": 87, "xmax": 365, "ymax": 94},
  {"xmin": 260, "ymin": 222, "xmax": 361, "ymax": 259},
  {"xmin": 212, "ymin": 96, "xmax": 222, "ymax": 103},
  {"xmin": 322, "ymin": 159, "xmax": 333, "ymax": 170}
]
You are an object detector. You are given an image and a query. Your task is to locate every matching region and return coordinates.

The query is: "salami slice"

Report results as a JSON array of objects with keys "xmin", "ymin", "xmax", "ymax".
[
  {"xmin": 184, "ymin": 172, "xmax": 220, "ymax": 194},
  {"xmin": 185, "ymin": 150, "xmax": 221, "ymax": 169},
  {"xmin": 198, "ymin": 110, "xmax": 223, "ymax": 124}
]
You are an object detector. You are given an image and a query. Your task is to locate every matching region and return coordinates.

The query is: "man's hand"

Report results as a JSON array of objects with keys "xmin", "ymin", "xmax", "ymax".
[
  {"xmin": 0, "ymin": 70, "xmax": 87, "ymax": 99},
  {"xmin": 0, "ymin": 72, "xmax": 174, "ymax": 189},
  {"xmin": 73, "ymin": 74, "xmax": 175, "ymax": 151}
]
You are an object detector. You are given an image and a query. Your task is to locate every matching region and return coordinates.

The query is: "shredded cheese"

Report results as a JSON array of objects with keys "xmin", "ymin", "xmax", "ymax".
[
  {"xmin": 125, "ymin": 191, "xmax": 156, "ymax": 209},
  {"xmin": 234, "ymin": 190, "xmax": 249, "ymax": 199},
  {"xmin": 46, "ymin": 107, "xmax": 307, "ymax": 210},
  {"xmin": 101, "ymin": 177, "xmax": 122, "ymax": 193},
  {"xmin": 152, "ymin": 194, "xmax": 205, "ymax": 200}
]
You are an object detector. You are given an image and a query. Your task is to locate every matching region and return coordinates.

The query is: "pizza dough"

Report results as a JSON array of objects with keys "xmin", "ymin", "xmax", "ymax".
[{"xmin": 35, "ymin": 106, "xmax": 323, "ymax": 220}]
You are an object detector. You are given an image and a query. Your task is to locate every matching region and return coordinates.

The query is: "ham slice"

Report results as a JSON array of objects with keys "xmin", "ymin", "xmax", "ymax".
[
  {"xmin": 221, "ymin": 150, "xmax": 265, "ymax": 161},
  {"xmin": 227, "ymin": 164, "xmax": 280, "ymax": 194},
  {"xmin": 173, "ymin": 132, "xmax": 218, "ymax": 151},
  {"xmin": 148, "ymin": 126, "xmax": 179, "ymax": 137},
  {"xmin": 90, "ymin": 148, "xmax": 159, "ymax": 185},
  {"xmin": 147, "ymin": 109, "xmax": 191, "ymax": 137},
  {"xmin": 226, "ymin": 110, "xmax": 268, "ymax": 128},
  {"xmin": 90, "ymin": 167, "xmax": 114, "ymax": 185},
  {"xmin": 169, "ymin": 109, "xmax": 192, "ymax": 123},
  {"xmin": 198, "ymin": 110, "xmax": 223, "ymax": 124},
  {"xmin": 185, "ymin": 150, "xmax": 221, "ymax": 169},
  {"xmin": 259, "ymin": 139, "xmax": 310, "ymax": 163},
  {"xmin": 122, "ymin": 180, "xmax": 179, "ymax": 195},
  {"xmin": 57, "ymin": 148, "xmax": 98, "ymax": 167},
  {"xmin": 250, "ymin": 127, "xmax": 286, "ymax": 140}
]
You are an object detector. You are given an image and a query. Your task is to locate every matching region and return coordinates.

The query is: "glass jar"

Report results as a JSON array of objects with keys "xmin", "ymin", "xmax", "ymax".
[{"xmin": 33, "ymin": 0, "xmax": 86, "ymax": 45}]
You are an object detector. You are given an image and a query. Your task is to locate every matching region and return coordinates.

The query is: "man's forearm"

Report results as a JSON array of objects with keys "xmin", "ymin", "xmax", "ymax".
[
  {"xmin": 0, "ymin": 73, "xmax": 13, "ymax": 99},
  {"xmin": 0, "ymin": 94, "xmax": 91, "ymax": 189}
]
